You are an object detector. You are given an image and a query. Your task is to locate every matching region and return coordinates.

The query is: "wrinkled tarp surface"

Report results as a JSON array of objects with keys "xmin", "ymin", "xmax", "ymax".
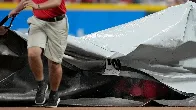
[
  {"xmin": 20, "ymin": 1, "xmax": 196, "ymax": 95},
  {"xmin": 59, "ymin": 1, "xmax": 196, "ymax": 95},
  {"xmin": 1, "ymin": 1, "xmax": 196, "ymax": 107}
]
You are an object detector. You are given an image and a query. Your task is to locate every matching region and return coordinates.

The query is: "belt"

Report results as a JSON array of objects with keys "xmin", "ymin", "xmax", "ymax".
[{"xmin": 38, "ymin": 14, "xmax": 65, "ymax": 22}]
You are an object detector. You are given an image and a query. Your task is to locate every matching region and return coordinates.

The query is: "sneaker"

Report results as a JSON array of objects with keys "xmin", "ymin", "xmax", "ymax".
[
  {"xmin": 45, "ymin": 92, "xmax": 60, "ymax": 108},
  {"xmin": 35, "ymin": 82, "xmax": 48, "ymax": 105}
]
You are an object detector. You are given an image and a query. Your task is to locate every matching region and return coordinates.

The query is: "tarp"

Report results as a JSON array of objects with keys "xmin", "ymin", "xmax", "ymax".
[
  {"xmin": 58, "ymin": 1, "xmax": 196, "ymax": 95},
  {"xmin": 15, "ymin": 1, "xmax": 196, "ymax": 95},
  {"xmin": 1, "ymin": 1, "xmax": 196, "ymax": 106},
  {"xmin": 13, "ymin": 1, "xmax": 195, "ymax": 95}
]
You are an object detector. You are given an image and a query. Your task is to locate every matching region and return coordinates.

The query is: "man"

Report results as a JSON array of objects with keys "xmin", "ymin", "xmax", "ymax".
[
  {"xmin": 166, "ymin": 0, "xmax": 186, "ymax": 6},
  {"xmin": 8, "ymin": 0, "xmax": 68, "ymax": 108},
  {"xmin": 189, "ymin": 0, "xmax": 196, "ymax": 2}
]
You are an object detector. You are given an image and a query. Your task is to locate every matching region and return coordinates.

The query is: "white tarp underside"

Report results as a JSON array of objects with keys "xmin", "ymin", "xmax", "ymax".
[{"xmin": 15, "ymin": 1, "xmax": 196, "ymax": 94}]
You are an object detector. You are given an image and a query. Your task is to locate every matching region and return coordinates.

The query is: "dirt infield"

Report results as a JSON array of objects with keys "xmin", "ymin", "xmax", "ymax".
[{"xmin": 0, "ymin": 107, "xmax": 196, "ymax": 110}]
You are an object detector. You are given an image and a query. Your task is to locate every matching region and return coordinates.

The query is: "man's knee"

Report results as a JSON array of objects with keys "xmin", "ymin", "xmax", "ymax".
[
  {"xmin": 48, "ymin": 60, "xmax": 61, "ymax": 69},
  {"xmin": 28, "ymin": 47, "xmax": 42, "ymax": 58}
]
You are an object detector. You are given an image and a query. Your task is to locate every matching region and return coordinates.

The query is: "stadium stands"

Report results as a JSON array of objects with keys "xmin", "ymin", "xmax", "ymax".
[{"xmin": 0, "ymin": 0, "xmax": 184, "ymax": 5}]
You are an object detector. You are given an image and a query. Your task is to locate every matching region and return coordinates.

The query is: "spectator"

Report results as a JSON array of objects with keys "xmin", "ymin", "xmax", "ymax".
[
  {"xmin": 166, "ymin": 0, "xmax": 186, "ymax": 6},
  {"xmin": 4, "ymin": 0, "xmax": 21, "ymax": 2},
  {"xmin": 190, "ymin": 0, "xmax": 196, "ymax": 2},
  {"xmin": 13, "ymin": 0, "xmax": 21, "ymax": 3},
  {"xmin": 138, "ymin": 0, "xmax": 167, "ymax": 5}
]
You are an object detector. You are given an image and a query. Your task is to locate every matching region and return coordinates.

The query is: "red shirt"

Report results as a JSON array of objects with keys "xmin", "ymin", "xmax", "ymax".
[{"xmin": 32, "ymin": 0, "xmax": 66, "ymax": 19}]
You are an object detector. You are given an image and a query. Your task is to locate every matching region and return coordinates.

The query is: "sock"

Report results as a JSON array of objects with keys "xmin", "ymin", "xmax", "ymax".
[
  {"xmin": 37, "ymin": 80, "xmax": 45, "ymax": 86},
  {"xmin": 50, "ymin": 90, "xmax": 58, "ymax": 96}
]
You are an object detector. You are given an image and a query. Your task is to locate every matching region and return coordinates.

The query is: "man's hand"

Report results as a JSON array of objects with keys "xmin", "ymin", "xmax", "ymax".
[
  {"xmin": 8, "ymin": 9, "xmax": 19, "ymax": 18},
  {"xmin": 8, "ymin": 0, "xmax": 26, "ymax": 18},
  {"xmin": 23, "ymin": 0, "xmax": 38, "ymax": 9}
]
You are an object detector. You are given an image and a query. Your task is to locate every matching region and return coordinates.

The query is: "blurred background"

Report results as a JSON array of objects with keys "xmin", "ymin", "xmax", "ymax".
[
  {"xmin": 0, "ymin": 0, "xmax": 187, "ymax": 5},
  {"xmin": 0, "ymin": 0, "xmax": 189, "ymax": 37}
]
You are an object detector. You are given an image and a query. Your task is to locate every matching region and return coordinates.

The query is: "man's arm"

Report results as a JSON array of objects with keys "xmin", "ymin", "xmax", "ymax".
[
  {"xmin": 15, "ymin": 0, "xmax": 25, "ymax": 12},
  {"xmin": 37, "ymin": 0, "xmax": 62, "ymax": 9},
  {"xmin": 8, "ymin": 0, "xmax": 26, "ymax": 17},
  {"xmin": 14, "ymin": 0, "xmax": 26, "ymax": 12},
  {"xmin": 23, "ymin": 0, "xmax": 62, "ymax": 10}
]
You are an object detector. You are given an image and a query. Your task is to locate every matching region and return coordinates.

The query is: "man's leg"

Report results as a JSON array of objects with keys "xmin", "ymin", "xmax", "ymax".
[
  {"xmin": 28, "ymin": 47, "xmax": 48, "ymax": 105},
  {"xmin": 48, "ymin": 60, "xmax": 62, "ymax": 92},
  {"xmin": 45, "ymin": 60, "xmax": 62, "ymax": 107},
  {"xmin": 28, "ymin": 47, "xmax": 43, "ymax": 81},
  {"xmin": 43, "ymin": 17, "xmax": 68, "ymax": 108},
  {"xmin": 27, "ymin": 16, "xmax": 48, "ymax": 105}
]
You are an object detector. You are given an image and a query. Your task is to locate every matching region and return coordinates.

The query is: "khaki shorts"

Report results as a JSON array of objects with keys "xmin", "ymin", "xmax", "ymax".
[{"xmin": 27, "ymin": 15, "xmax": 68, "ymax": 63}]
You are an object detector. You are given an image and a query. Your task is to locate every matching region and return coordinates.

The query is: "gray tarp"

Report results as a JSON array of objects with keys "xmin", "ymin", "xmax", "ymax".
[{"xmin": 13, "ymin": 1, "xmax": 196, "ymax": 96}]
